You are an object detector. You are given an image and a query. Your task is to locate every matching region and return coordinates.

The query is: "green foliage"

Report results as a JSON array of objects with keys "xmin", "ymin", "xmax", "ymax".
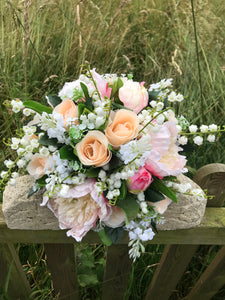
[
  {"xmin": 59, "ymin": 145, "xmax": 77, "ymax": 160},
  {"xmin": 117, "ymin": 193, "xmax": 139, "ymax": 224},
  {"xmin": 38, "ymin": 134, "xmax": 59, "ymax": 147},
  {"xmin": 98, "ymin": 229, "xmax": 112, "ymax": 246},
  {"xmin": 151, "ymin": 177, "xmax": 178, "ymax": 203},
  {"xmin": 23, "ymin": 101, "xmax": 53, "ymax": 114},
  {"xmin": 46, "ymin": 95, "xmax": 62, "ymax": 107},
  {"xmin": 104, "ymin": 226, "xmax": 125, "ymax": 244},
  {"xmin": 144, "ymin": 187, "xmax": 165, "ymax": 203}
]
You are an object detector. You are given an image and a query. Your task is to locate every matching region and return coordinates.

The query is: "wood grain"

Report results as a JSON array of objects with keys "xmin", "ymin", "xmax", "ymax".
[
  {"xmin": 44, "ymin": 243, "xmax": 79, "ymax": 300},
  {"xmin": 102, "ymin": 244, "xmax": 132, "ymax": 300},
  {"xmin": 185, "ymin": 246, "xmax": 225, "ymax": 300},
  {"xmin": 145, "ymin": 245, "xmax": 198, "ymax": 300},
  {"xmin": 0, "ymin": 243, "xmax": 31, "ymax": 299}
]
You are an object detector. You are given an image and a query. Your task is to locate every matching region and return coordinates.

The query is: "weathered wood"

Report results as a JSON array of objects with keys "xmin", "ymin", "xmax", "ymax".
[
  {"xmin": 0, "ymin": 243, "xmax": 31, "ymax": 298},
  {"xmin": 1, "ymin": 205, "xmax": 225, "ymax": 244},
  {"xmin": 44, "ymin": 243, "xmax": 79, "ymax": 300},
  {"xmin": 145, "ymin": 245, "xmax": 198, "ymax": 300},
  {"xmin": 102, "ymin": 244, "xmax": 132, "ymax": 300},
  {"xmin": 194, "ymin": 163, "xmax": 225, "ymax": 207},
  {"xmin": 185, "ymin": 246, "xmax": 225, "ymax": 300}
]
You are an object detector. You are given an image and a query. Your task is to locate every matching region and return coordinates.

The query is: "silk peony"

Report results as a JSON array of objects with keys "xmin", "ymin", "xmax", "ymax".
[
  {"xmin": 119, "ymin": 80, "xmax": 148, "ymax": 114},
  {"xmin": 46, "ymin": 179, "xmax": 112, "ymax": 242},
  {"xmin": 76, "ymin": 130, "xmax": 112, "ymax": 167},
  {"xmin": 127, "ymin": 167, "xmax": 153, "ymax": 194},
  {"xmin": 105, "ymin": 109, "xmax": 139, "ymax": 149},
  {"xmin": 145, "ymin": 121, "xmax": 186, "ymax": 178}
]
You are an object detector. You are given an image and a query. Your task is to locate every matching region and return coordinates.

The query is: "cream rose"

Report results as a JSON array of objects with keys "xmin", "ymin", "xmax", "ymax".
[
  {"xmin": 103, "ymin": 206, "xmax": 126, "ymax": 228},
  {"xmin": 105, "ymin": 109, "xmax": 139, "ymax": 149},
  {"xmin": 27, "ymin": 153, "xmax": 54, "ymax": 179},
  {"xmin": 119, "ymin": 80, "xmax": 148, "ymax": 114},
  {"xmin": 53, "ymin": 98, "xmax": 78, "ymax": 127},
  {"xmin": 76, "ymin": 130, "xmax": 112, "ymax": 167}
]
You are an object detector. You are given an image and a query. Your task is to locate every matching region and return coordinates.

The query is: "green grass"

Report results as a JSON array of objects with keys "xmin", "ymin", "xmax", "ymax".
[{"xmin": 1, "ymin": 0, "xmax": 225, "ymax": 298}]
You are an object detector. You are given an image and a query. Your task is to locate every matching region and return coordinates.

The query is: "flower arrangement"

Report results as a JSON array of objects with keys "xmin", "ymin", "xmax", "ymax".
[{"xmin": 1, "ymin": 66, "xmax": 224, "ymax": 261}]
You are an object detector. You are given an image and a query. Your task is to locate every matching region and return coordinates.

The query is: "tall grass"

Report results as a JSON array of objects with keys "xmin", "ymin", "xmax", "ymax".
[{"xmin": 1, "ymin": 0, "xmax": 225, "ymax": 298}]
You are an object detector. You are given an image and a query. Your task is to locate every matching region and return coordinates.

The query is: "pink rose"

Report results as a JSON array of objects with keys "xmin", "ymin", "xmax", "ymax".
[
  {"xmin": 119, "ymin": 80, "xmax": 148, "ymax": 114},
  {"xmin": 127, "ymin": 167, "xmax": 153, "ymax": 194},
  {"xmin": 92, "ymin": 69, "xmax": 112, "ymax": 99}
]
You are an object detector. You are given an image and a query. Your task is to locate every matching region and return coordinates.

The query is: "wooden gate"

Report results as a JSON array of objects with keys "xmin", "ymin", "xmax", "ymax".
[{"xmin": 0, "ymin": 163, "xmax": 225, "ymax": 299}]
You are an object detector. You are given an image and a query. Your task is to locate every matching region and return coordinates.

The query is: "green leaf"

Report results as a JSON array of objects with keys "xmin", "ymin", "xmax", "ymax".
[
  {"xmin": 23, "ymin": 100, "xmax": 53, "ymax": 114},
  {"xmin": 69, "ymin": 127, "xmax": 83, "ymax": 144},
  {"xmin": 46, "ymin": 95, "xmax": 62, "ymax": 107},
  {"xmin": 59, "ymin": 145, "xmax": 77, "ymax": 160},
  {"xmin": 151, "ymin": 177, "xmax": 178, "ymax": 203},
  {"xmin": 151, "ymin": 219, "xmax": 158, "ymax": 233},
  {"xmin": 117, "ymin": 193, "xmax": 139, "ymax": 224},
  {"xmin": 118, "ymin": 180, "xmax": 127, "ymax": 200},
  {"xmin": 80, "ymin": 82, "xmax": 93, "ymax": 110},
  {"xmin": 85, "ymin": 167, "xmax": 100, "ymax": 177},
  {"xmin": 78, "ymin": 103, "xmax": 92, "ymax": 122},
  {"xmin": 37, "ymin": 175, "xmax": 48, "ymax": 187},
  {"xmin": 108, "ymin": 144, "xmax": 118, "ymax": 154},
  {"xmin": 98, "ymin": 229, "xmax": 112, "ymax": 246},
  {"xmin": 108, "ymin": 154, "xmax": 124, "ymax": 170},
  {"xmin": 28, "ymin": 184, "xmax": 40, "ymax": 198},
  {"xmin": 111, "ymin": 102, "xmax": 132, "ymax": 111},
  {"xmin": 148, "ymin": 91, "xmax": 160, "ymax": 100},
  {"xmin": 117, "ymin": 77, "xmax": 124, "ymax": 89},
  {"xmin": 78, "ymin": 272, "xmax": 99, "ymax": 287},
  {"xmin": 144, "ymin": 187, "xmax": 165, "ymax": 203},
  {"xmin": 104, "ymin": 226, "xmax": 125, "ymax": 244},
  {"xmin": 39, "ymin": 134, "xmax": 59, "ymax": 147}
]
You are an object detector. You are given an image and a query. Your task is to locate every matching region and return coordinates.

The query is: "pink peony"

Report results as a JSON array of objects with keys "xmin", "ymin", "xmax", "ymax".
[
  {"xmin": 92, "ymin": 69, "xmax": 112, "ymax": 99},
  {"xmin": 119, "ymin": 80, "xmax": 148, "ymax": 114},
  {"xmin": 127, "ymin": 167, "xmax": 153, "ymax": 194},
  {"xmin": 44, "ymin": 178, "xmax": 112, "ymax": 242},
  {"xmin": 145, "ymin": 121, "xmax": 187, "ymax": 178}
]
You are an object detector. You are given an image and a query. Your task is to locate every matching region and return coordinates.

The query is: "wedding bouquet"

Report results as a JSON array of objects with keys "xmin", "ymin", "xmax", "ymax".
[{"xmin": 1, "ymin": 67, "xmax": 221, "ymax": 260}]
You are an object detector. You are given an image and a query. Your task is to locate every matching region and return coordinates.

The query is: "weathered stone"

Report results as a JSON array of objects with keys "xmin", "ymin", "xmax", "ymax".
[
  {"xmin": 156, "ymin": 174, "xmax": 207, "ymax": 230},
  {"xmin": 2, "ymin": 174, "xmax": 207, "ymax": 231},
  {"xmin": 3, "ymin": 176, "xmax": 59, "ymax": 230}
]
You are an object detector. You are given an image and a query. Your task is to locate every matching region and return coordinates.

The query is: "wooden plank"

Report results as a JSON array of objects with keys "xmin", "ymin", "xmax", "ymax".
[
  {"xmin": 0, "ymin": 243, "xmax": 31, "ymax": 298},
  {"xmin": 185, "ymin": 246, "xmax": 225, "ymax": 300},
  {"xmin": 102, "ymin": 244, "xmax": 132, "ymax": 300},
  {"xmin": 145, "ymin": 245, "xmax": 198, "ymax": 300},
  {"xmin": 44, "ymin": 243, "xmax": 79, "ymax": 300},
  {"xmin": 1, "ymin": 206, "xmax": 225, "ymax": 244}
]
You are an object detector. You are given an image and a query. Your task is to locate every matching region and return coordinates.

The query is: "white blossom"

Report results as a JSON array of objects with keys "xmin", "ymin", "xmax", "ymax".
[
  {"xmin": 207, "ymin": 134, "xmax": 216, "ymax": 143},
  {"xmin": 193, "ymin": 136, "xmax": 203, "ymax": 146},
  {"xmin": 189, "ymin": 125, "xmax": 198, "ymax": 133}
]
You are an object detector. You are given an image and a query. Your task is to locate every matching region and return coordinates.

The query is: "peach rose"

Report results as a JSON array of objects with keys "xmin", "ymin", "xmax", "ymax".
[
  {"xmin": 76, "ymin": 130, "xmax": 112, "ymax": 167},
  {"xmin": 105, "ymin": 109, "xmax": 139, "ymax": 149},
  {"xmin": 53, "ymin": 98, "xmax": 78, "ymax": 127},
  {"xmin": 148, "ymin": 197, "xmax": 172, "ymax": 214},
  {"xmin": 103, "ymin": 206, "xmax": 126, "ymax": 228},
  {"xmin": 27, "ymin": 153, "xmax": 54, "ymax": 179},
  {"xmin": 119, "ymin": 80, "xmax": 148, "ymax": 114}
]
